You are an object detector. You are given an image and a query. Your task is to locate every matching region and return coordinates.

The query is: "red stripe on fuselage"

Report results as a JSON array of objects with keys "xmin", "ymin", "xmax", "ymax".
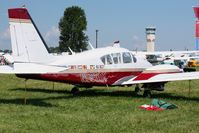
[{"xmin": 16, "ymin": 71, "xmax": 142, "ymax": 86}]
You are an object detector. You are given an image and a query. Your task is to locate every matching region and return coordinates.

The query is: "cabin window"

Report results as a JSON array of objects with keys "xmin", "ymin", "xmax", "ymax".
[
  {"xmin": 131, "ymin": 53, "xmax": 137, "ymax": 63},
  {"xmin": 111, "ymin": 53, "xmax": 121, "ymax": 64},
  {"xmin": 122, "ymin": 52, "xmax": 132, "ymax": 63},
  {"xmin": 106, "ymin": 54, "xmax": 113, "ymax": 65},
  {"xmin": 101, "ymin": 56, "xmax": 106, "ymax": 64},
  {"xmin": 100, "ymin": 54, "xmax": 113, "ymax": 65}
]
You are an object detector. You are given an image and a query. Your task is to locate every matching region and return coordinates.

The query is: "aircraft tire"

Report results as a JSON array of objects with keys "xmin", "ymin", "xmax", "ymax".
[
  {"xmin": 143, "ymin": 90, "xmax": 152, "ymax": 98},
  {"xmin": 71, "ymin": 87, "xmax": 79, "ymax": 95}
]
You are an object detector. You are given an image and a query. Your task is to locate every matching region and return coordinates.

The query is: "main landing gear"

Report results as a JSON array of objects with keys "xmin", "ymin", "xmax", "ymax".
[
  {"xmin": 143, "ymin": 90, "xmax": 152, "ymax": 98},
  {"xmin": 134, "ymin": 84, "xmax": 152, "ymax": 98},
  {"xmin": 134, "ymin": 85, "xmax": 140, "ymax": 95},
  {"xmin": 134, "ymin": 83, "xmax": 165, "ymax": 98},
  {"xmin": 71, "ymin": 86, "xmax": 80, "ymax": 95},
  {"xmin": 71, "ymin": 85, "xmax": 92, "ymax": 95}
]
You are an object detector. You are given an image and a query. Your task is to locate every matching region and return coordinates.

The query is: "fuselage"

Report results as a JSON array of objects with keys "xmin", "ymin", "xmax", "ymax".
[{"xmin": 16, "ymin": 47, "xmax": 153, "ymax": 86}]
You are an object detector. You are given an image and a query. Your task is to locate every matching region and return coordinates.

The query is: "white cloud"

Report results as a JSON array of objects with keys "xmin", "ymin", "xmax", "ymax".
[
  {"xmin": 45, "ymin": 26, "xmax": 60, "ymax": 47},
  {"xmin": 132, "ymin": 35, "xmax": 145, "ymax": 51},
  {"xmin": 132, "ymin": 35, "xmax": 139, "ymax": 41},
  {"xmin": 0, "ymin": 27, "xmax": 11, "ymax": 50},
  {"xmin": 0, "ymin": 27, "xmax": 10, "ymax": 40},
  {"xmin": 45, "ymin": 26, "xmax": 60, "ymax": 40}
]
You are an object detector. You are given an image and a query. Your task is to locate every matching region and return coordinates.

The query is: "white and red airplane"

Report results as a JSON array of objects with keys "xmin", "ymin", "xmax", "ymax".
[{"xmin": 1, "ymin": 7, "xmax": 199, "ymax": 97}]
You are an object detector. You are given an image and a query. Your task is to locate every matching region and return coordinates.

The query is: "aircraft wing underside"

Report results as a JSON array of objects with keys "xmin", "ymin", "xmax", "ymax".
[{"xmin": 122, "ymin": 72, "xmax": 199, "ymax": 85}]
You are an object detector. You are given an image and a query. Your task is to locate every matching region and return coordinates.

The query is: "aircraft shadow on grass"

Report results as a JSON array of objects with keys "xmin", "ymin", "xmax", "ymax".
[
  {"xmin": 13, "ymin": 87, "xmax": 199, "ymax": 101},
  {"xmin": 0, "ymin": 88, "xmax": 76, "ymax": 107},
  {"xmin": 0, "ymin": 97, "xmax": 54, "ymax": 107},
  {"xmin": 12, "ymin": 87, "xmax": 142, "ymax": 97},
  {"xmin": 0, "ymin": 87, "xmax": 198, "ymax": 107}
]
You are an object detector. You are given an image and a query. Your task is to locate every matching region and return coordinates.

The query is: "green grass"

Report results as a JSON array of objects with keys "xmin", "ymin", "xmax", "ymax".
[{"xmin": 0, "ymin": 74, "xmax": 198, "ymax": 133}]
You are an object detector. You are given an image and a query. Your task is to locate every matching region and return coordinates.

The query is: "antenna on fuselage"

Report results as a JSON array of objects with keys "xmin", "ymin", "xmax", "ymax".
[
  {"xmin": 68, "ymin": 47, "xmax": 75, "ymax": 55},
  {"xmin": 88, "ymin": 42, "xmax": 95, "ymax": 50},
  {"xmin": 113, "ymin": 40, "xmax": 120, "ymax": 47}
]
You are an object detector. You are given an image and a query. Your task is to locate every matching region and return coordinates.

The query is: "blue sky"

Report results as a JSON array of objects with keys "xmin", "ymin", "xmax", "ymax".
[{"xmin": 0, "ymin": 0, "xmax": 198, "ymax": 51}]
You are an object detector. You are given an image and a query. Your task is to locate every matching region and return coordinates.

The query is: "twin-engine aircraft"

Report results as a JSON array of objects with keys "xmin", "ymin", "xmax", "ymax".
[{"xmin": 2, "ymin": 7, "xmax": 199, "ymax": 97}]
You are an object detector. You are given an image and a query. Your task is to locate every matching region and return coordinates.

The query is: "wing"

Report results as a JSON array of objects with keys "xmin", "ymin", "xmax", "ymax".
[{"xmin": 122, "ymin": 72, "xmax": 199, "ymax": 85}]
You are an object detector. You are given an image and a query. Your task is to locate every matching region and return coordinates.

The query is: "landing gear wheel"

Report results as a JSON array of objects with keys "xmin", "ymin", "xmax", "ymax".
[
  {"xmin": 143, "ymin": 90, "xmax": 152, "ymax": 98},
  {"xmin": 71, "ymin": 87, "xmax": 79, "ymax": 95}
]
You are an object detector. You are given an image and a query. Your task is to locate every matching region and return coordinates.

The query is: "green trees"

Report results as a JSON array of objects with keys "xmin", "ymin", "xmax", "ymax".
[{"xmin": 59, "ymin": 6, "xmax": 88, "ymax": 52}]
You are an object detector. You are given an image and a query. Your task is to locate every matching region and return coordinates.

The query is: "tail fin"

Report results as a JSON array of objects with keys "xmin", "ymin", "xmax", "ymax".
[{"xmin": 8, "ymin": 8, "xmax": 52, "ymax": 63}]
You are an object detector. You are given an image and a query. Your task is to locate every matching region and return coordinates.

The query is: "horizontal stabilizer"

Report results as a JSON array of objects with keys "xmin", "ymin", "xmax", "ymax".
[{"xmin": 0, "ymin": 63, "xmax": 68, "ymax": 74}]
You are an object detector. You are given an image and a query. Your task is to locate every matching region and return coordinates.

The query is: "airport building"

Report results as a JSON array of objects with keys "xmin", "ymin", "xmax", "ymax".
[{"xmin": 146, "ymin": 27, "xmax": 156, "ymax": 52}]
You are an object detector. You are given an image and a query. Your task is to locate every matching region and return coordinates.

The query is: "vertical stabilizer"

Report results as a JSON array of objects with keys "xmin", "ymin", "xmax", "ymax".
[{"xmin": 8, "ymin": 8, "xmax": 52, "ymax": 63}]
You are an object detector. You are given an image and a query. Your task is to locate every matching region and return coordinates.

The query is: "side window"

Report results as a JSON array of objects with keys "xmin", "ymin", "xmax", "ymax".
[
  {"xmin": 100, "ymin": 55, "xmax": 113, "ymax": 65},
  {"xmin": 131, "ymin": 53, "xmax": 137, "ymax": 63},
  {"xmin": 123, "ymin": 52, "xmax": 132, "ymax": 63},
  {"xmin": 106, "ymin": 54, "xmax": 113, "ymax": 65},
  {"xmin": 111, "ymin": 53, "xmax": 121, "ymax": 64},
  {"xmin": 101, "ymin": 56, "xmax": 106, "ymax": 64}
]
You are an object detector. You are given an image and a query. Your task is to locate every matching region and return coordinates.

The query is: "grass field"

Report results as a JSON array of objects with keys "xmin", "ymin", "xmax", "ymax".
[{"xmin": 0, "ymin": 74, "xmax": 199, "ymax": 133}]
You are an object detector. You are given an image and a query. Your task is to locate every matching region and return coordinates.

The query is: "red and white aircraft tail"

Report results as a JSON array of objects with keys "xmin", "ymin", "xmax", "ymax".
[{"xmin": 8, "ymin": 8, "xmax": 53, "ymax": 63}]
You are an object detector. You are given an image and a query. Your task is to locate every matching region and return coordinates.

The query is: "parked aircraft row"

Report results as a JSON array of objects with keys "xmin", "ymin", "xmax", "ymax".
[
  {"xmin": 133, "ymin": 50, "xmax": 199, "ymax": 66},
  {"xmin": 1, "ymin": 7, "xmax": 199, "ymax": 97}
]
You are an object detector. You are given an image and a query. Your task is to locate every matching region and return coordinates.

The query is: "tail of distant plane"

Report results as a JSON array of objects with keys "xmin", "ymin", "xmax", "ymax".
[{"xmin": 8, "ymin": 7, "xmax": 52, "ymax": 63}]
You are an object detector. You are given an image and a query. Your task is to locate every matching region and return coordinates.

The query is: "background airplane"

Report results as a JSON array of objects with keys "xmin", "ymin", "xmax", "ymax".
[{"xmin": 1, "ymin": 7, "xmax": 199, "ymax": 97}]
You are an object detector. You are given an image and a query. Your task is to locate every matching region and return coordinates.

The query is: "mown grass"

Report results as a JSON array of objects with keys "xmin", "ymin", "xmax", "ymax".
[{"xmin": 0, "ymin": 74, "xmax": 198, "ymax": 133}]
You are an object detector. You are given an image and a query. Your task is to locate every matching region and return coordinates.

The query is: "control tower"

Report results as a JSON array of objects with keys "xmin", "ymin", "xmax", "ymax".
[
  {"xmin": 193, "ymin": 7, "xmax": 199, "ymax": 50},
  {"xmin": 146, "ymin": 27, "xmax": 156, "ymax": 52}
]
